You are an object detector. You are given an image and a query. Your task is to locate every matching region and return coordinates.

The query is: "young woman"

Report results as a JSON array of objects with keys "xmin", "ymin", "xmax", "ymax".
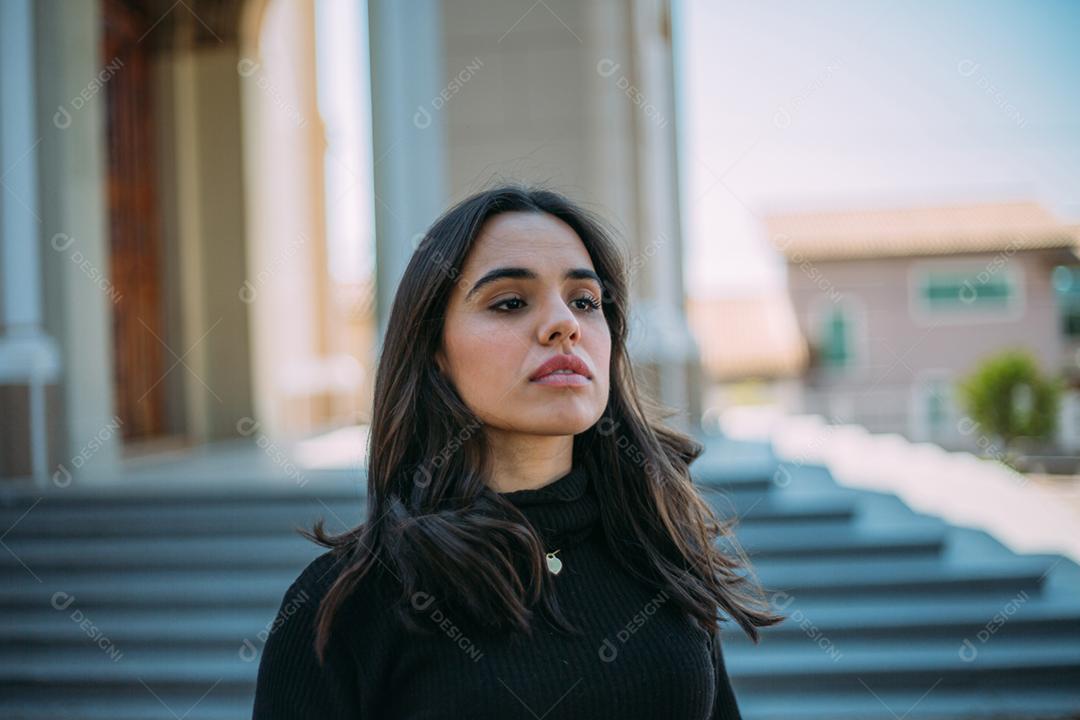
[{"xmin": 252, "ymin": 185, "xmax": 783, "ymax": 719}]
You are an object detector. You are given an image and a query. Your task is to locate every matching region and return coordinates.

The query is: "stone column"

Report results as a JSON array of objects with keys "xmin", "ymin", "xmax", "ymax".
[
  {"xmin": 0, "ymin": 0, "xmax": 62, "ymax": 484},
  {"xmin": 33, "ymin": 0, "xmax": 121, "ymax": 486},
  {"xmin": 623, "ymin": 0, "xmax": 702, "ymax": 434},
  {"xmin": 368, "ymin": 0, "xmax": 447, "ymax": 348}
]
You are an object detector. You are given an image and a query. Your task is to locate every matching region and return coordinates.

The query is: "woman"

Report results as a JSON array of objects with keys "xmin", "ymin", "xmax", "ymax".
[{"xmin": 252, "ymin": 185, "xmax": 783, "ymax": 719}]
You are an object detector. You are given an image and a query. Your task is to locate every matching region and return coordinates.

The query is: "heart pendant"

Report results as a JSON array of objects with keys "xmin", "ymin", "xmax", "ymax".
[{"xmin": 545, "ymin": 552, "xmax": 562, "ymax": 575}]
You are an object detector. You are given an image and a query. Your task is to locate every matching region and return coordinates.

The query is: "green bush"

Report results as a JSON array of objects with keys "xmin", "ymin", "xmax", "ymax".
[{"xmin": 957, "ymin": 349, "xmax": 1062, "ymax": 453}]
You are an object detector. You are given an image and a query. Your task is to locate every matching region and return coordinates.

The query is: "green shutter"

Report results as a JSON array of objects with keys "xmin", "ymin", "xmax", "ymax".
[
  {"xmin": 821, "ymin": 308, "xmax": 849, "ymax": 367},
  {"xmin": 1054, "ymin": 266, "xmax": 1080, "ymax": 337},
  {"xmin": 927, "ymin": 381, "xmax": 947, "ymax": 435}
]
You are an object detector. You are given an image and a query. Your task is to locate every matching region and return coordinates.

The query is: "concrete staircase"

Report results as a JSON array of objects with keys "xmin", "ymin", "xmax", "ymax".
[
  {"xmin": 1, "ymin": 437, "xmax": 1079, "ymax": 719},
  {"xmin": 698, "ymin": 439, "xmax": 1080, "ymax": 719},
  {"xmin": 0, "ymin": 480, "xmax": 367, "ymax": 719}
]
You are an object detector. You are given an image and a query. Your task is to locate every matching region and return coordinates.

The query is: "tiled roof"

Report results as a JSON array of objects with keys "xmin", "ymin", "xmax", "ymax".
[
  {"xmin": 688, "ymin": 294, "xmax": 808, "ymax": 380},
  {"xmin": 764, "ymin": 200, "xmax": 1079, "ymax": 261}
]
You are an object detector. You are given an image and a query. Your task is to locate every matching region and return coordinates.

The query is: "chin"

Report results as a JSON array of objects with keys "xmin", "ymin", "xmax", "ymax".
[
  {"xmin": 476, "ymin": 403, "xmax": 596, "ymax": 436},
  {"xmin": 521, "ymin": 404, "xmax": 605, "ymax": 436}
]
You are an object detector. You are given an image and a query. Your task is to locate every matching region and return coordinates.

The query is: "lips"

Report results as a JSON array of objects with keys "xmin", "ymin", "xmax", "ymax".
[{"xmin": 529, "ymin": 353, "xmax": 592, "ymax": 381}]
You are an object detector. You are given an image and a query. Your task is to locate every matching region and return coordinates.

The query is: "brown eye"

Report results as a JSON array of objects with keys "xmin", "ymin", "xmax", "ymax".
[
  {"xmin": 573, "ymin": 295, "xmax": 601, "ymax": 311},
  {"xmin": 491, "ymin": 297, "xmax": 525, "ymax": 312}
]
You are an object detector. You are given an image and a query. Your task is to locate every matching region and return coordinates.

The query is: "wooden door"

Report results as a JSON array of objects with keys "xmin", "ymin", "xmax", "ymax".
[{"xmin": 103, "ymin": 0, "xmax": 167, "ymax": 442}]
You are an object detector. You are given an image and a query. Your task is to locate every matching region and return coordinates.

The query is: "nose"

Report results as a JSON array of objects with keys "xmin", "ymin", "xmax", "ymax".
[{"xmin": 537, "ymin": 298, "xmax": 581, "ymax": 346}]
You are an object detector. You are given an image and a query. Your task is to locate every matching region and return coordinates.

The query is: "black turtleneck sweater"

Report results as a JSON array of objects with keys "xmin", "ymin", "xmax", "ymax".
[{"xmin": 252, "ymin": 464, "xmax": 743, "ymax": 719}]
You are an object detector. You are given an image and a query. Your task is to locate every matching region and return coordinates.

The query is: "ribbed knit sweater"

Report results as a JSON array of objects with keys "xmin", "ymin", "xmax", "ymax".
[{"xmin": 252, "ymin": 463, "xmax": 743, "ymax": 719}]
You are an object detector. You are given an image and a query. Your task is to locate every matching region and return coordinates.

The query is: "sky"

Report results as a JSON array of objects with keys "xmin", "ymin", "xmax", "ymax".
[{"xmin": 677, "ymin": 0, "xmax": 1080, "ymax": 296}]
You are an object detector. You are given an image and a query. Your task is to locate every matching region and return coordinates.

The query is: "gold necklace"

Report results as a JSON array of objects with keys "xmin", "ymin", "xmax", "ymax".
[{"xmin": 545, "ymin": 549, "xmax": 563, "ymax": 575}]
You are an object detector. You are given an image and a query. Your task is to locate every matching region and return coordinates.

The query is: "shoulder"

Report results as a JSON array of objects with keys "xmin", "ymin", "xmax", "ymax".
[
  {"xmin": 252, "ymin": 549, "xmax": 400, "ymax": 717},
  {"xmin": 278, "ymin": 548, "xmax": 400, "ymax": 629},
  {"xmin": 261, "ymin": 550, "xmax": 374, "ymax": 658},
  {"xmin": 283, "ymin": 549, "xmax": 350, "ymax": 604}
]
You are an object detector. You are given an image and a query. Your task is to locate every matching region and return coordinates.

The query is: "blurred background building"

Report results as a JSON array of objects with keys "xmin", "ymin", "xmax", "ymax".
[
  {"xmin": 2, "ymin": 0, "xmax": 698, "ymax": 485},
  {"xmin": 3, "ymin": 0, "xmax": 1080, "ymax": 717},
  {"xmin": 705, "ymin": 199, "xmax": 1080, "ymax": 454}
]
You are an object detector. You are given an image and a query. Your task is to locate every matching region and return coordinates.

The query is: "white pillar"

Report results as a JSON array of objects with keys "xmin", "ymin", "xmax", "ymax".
[
  {"xmin": 0, "ymin": 0, "xmax": 62, "ymax": 484},
  {"xmin": 624, "ymin": 0, "xmax": 700, "ymax": 433},
  {"xmin": 368, "ymin": 0, "xmax": 447, "ymax": 348},
  {"xmin": 1, "ymin": 0, "xmax": 44, "ymax": 334},
  {"xmin": 34, "ymin": 0, "xmax": 120, "ymax": 486}
]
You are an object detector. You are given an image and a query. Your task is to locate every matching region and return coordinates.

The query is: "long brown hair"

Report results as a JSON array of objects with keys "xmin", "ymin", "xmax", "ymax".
[{"xmin": 304, "ymin": 183, "xmax": 783, "ymax": 661}]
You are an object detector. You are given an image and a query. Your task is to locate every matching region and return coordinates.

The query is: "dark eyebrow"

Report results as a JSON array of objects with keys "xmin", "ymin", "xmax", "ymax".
[{"xmin": 464, "ymin": 267, "xmax": 602, "ymax": 303}]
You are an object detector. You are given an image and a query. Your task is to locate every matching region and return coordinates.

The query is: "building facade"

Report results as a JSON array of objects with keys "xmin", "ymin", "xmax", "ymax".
[
  {"xmin": 1, "ymin": 0, "xmax": 701, "ymax": 486},
  {"xmin": 766, "ymin": 200, "xmax": 1079, "ymax": 453}
]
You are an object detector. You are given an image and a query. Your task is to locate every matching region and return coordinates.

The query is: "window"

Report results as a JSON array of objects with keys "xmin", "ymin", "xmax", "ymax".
[
  {"xmin": 926, "ymin": 378, "xmax": 949, "ymax": 438},
  {"xmin": 1053, "ymin": 265, "xmax": 1080, "ymax": 338},
  {"xmin": 910, "ymin": 373, "xmax": 956, "ymax": 444},
  {"xmin": 810, "ymin": 296, "xmax": 865, "ymax": 374},
  {"xmin": 910, "ymin": 261, "xmax": 1023, "ymax": 324},
  {"xmin": 919, "ymin": 270, "xmax": 1013, "ymax": 310},
  {"xmin": 820, "ymin": 306, "xmax": 850, "ymax": 367}
]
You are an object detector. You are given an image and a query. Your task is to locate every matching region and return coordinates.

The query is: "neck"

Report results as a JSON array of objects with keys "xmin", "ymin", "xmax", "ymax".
[{"xmin": 484, "ymin": 430, "xmax": 574, "ymax": 493}]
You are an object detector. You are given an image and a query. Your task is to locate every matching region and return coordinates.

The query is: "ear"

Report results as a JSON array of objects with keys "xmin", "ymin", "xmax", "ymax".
[{"xmin": 434, "ymin": 346, "xmax": 447, "ymax": 375}]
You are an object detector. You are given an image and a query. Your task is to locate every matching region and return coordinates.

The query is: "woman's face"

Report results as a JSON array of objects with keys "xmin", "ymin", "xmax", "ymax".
[{"xmin": 437, "ymin": 211, "xmax": 612, "ymax": 437}]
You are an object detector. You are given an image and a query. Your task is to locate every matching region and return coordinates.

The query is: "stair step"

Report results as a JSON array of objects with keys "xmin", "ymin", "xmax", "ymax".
[
  {"xmin": 726, "ymin": 526, "xmax": 946, "ymax": 559},
  {"xmin": 5, "ymin": 594, "xmax": 1075, "ymax": 651},
  {"xmin": 692, "ymin": 472, "xmax": 774, "ymax": 495},
  {"xmin": 0, "ymin": 524, "xmax": 944, "ymax": 571},
  {"xmin": 0, "ymin": 696, "xmax": 252, "ymax": 720},
  {"xmin": 0, "ymin": 652, "xmax": 257, "ymax": 686},
  {"xmin": 0, "ymin": 652, "xmax": 258, "ymax": 711},
  {"xmin": 0, "ymin": 560, "xmax": 1053, "ymax": 613},
  {"xmin": 753, "ymin": 558, "xmax": 1054, "ymax": 598},
  {"xmin": 0, "ymin": 571, "xmax": 300, "ymax": 611},
  {"xmin": 7, "ymin": 595, "xmax": 1078, "ymax": 651},
  {"xmin": 0, "ymin": 612, "xmax": 271, "ymax": 649},
  {"xmin": 0, "ymin": 536, "xmax": 331, "ymax": 571},
  {"xmin": 723, "ymin": 596, "xmax": 1080, "ymax": 643},
  {"xmin": 725, "ymin": 496, "xmax": 857, "ymax": 525},
  {"xmin": 0, "ymin": 493, "xmax": 858, "ymax": 540},
  {"xmin": 735, "ymin": 687, "xmax": 1080, "ymax": 719},
  {"xmin": 725, "ymin": 638, "xmax": 1080, "ymax": 692},
  {"xmin": 4, "ymin": 638, "xmax": 1077, "ymax": 698},
  {"xmin": 0, "ymin": 500, "xmax": 364, "ymax": 540},
  {"xmin": 0, "ymin": 482, "xmax": 362, "ymax": 509}
]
